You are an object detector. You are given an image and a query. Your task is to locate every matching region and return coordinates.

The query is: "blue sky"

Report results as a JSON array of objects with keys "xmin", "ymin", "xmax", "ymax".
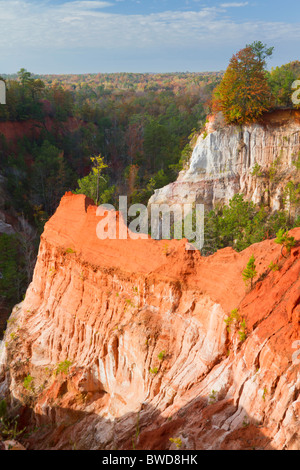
[{"xmin": 0, "ymin": 0, "xmax": 299, "ymax": 74}]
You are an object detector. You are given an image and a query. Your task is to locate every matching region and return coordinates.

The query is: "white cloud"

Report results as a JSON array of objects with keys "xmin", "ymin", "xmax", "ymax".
[
  {"xmin": 61, "ymin": 1, "xmax": 113, "ymax": 8},
  {"xmin": 221, "ymin": 2, "xmax": 248, "ymax": 7}
]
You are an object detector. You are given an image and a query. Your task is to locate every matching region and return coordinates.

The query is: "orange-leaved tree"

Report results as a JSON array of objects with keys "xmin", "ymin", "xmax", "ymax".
[{"xmin": 212, "ymin": 46, "xmax": 272, "ymax": 124}]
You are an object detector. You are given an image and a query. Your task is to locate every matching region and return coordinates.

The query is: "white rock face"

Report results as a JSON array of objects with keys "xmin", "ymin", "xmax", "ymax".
[
  {"xmin": 0, "ymin": 219, "xmax": 15, "ymax": 235},
  {"xmin": 148, "ymin": 112, "xmax": 300, "ymax": 211}
]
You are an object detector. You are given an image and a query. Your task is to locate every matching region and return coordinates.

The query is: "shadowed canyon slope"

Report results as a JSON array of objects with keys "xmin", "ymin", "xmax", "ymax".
[{"xmin": 0, "ymin": 193, "xmax": 299, "ymax": 450}]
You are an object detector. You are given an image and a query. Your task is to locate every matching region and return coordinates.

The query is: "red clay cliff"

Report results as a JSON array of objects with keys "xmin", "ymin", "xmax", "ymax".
[{"xmin": 0, "ymin": 193, "xmax": 299, "ymax": 450}]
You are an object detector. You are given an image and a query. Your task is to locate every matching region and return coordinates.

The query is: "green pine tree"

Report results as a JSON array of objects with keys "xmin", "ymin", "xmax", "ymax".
[
  {"xmin": 275, "ymin": 229, "xmax": 296, "ymax": 256},
  {"xmin": 242, "ymin": 255, "xmax": 257, "ymax": 289}
]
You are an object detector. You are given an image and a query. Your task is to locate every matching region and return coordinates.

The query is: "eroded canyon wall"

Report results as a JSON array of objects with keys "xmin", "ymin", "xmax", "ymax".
[
  {"xmin": 0, "ymin": 193, "xmax": 299, "ymax": 450},
  {"xmin": 149, "ymin": 110, "xmax": 300, "ymax": 213}
]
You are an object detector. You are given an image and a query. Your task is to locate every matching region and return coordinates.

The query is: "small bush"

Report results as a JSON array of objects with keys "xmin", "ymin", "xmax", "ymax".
[
  {"xmin": 23, "ymin": 374, "xmax": 34, "ymax": 390},
  {"xmin": 54, "ymin": 360, "xmax": 72, "ymax": 376},
  {"xmin": 251, "ymin": 163, "xmax": 263, "ymax": 177},
  {"xmin": 169, "ymin": 437, "xmax": 182, "ymax": 449},
  {"xmin": 268, "ymin": 260, "xmax": 279, "ymax": 271},
  {"xmin": 262, "ymin": 387, "xmax": 268, "ymax": 401},
  {"xmin": 208, "ymin": 389, "xmax": 218, "ymax": 405},
  {"xmin": 225, "ymin": 309, "xmax": 247, "ymax": 342},
  {"xmin": 0, "ymin": 415, "xmax": 25, "ymax": 441},
  {"xmin": 65, "ymin": 248, "xmax": 76, "ymax": 254},
  {"xmin": 224, "ymin": 308, "xmax": 240, "ymax": 332},
  {"xmin": 158, "ymin": 350, "xmax": 166, "ymax": 361},
  {"xmin": 238, "ymin": 319, "xmax": 247, "ymax": 343},
  {"xmin": 292, "ymin": 152, "xmax": 300, "ymax": 170}
]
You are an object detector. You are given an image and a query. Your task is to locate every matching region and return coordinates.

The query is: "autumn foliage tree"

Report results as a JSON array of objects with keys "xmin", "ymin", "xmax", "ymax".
[{"xmin": 212, "ymin": 46, "xmax": 272, "ymax": 124}]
